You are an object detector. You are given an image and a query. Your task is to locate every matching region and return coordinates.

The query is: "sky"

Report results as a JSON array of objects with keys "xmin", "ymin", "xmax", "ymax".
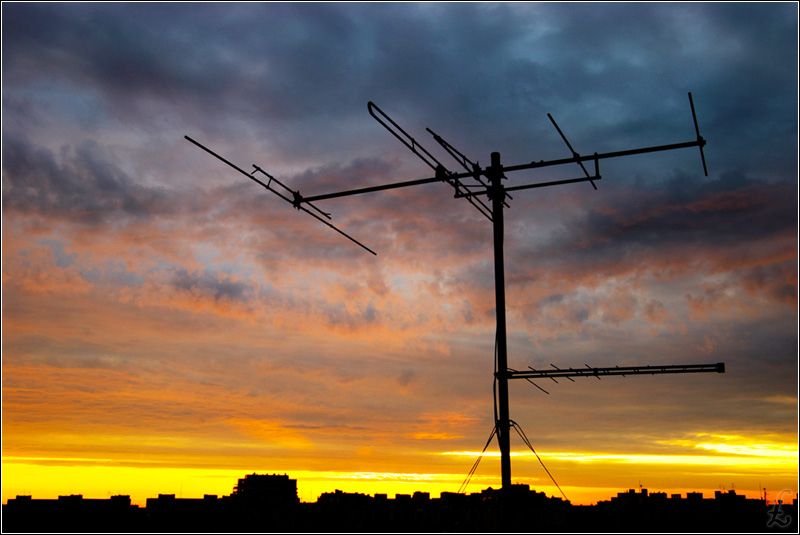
[{"xmin": 2, "ymin": 2, "xmax": 798, "ymax": 506}]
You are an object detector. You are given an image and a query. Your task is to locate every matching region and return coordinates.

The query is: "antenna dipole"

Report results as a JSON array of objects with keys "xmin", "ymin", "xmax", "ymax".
[{"xmin": 184, "ymin": 136, "xmax": 376, "ymax": 256}]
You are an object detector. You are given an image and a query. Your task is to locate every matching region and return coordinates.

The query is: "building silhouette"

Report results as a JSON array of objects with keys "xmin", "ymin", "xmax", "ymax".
[
  {"xmin": 3, "ymin": 474, "xmax": 797, "ymax": 532},
  {"xmin": 2, "ymin": 493, "xmax": 141, "ymax": 532}
]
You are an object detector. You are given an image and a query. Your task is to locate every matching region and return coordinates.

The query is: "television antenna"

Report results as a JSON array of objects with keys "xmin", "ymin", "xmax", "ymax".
[{"xmin": 186, "ymin": 92, "xmax": 723, "ymax": 493}]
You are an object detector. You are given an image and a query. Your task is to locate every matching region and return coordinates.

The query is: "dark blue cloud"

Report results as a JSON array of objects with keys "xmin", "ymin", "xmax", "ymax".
[
  {"xmin": 2, "ymin": 133, "xmax": 174, "ymax": 224},
  {"xmin": 506, "ymin": 167, "xmax": 797, "ymax": 283},
  {"xmin": 171, "ymin": 269, "xmax": 250, "ymax": 304},
  {"xmin": 3, "ymin": 2, "xmax": 796, "ymax": 178}
]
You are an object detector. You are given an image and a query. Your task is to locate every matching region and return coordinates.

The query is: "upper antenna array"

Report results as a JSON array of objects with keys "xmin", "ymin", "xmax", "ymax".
[{"xmin": 297, "ymin": 93, "xmax": 706, "ymax": 206}]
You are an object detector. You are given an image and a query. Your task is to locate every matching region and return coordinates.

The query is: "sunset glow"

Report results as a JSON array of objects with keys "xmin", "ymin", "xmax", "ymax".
[{"xmin": 2, "ymin": 2, "xmax": 797, "ymax": 507}]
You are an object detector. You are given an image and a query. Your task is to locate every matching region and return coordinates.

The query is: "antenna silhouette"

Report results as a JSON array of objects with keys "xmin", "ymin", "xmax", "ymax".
[
  {"xmin": 183, "ymin": 136, "xmax": 376, "ymax": 256},
  {"xmin": 186, "ymin": 92, "xmax": 720, "ymax": 493}
]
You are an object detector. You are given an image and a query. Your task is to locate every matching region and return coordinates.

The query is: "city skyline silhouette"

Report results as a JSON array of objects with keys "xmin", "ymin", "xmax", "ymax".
[{"xmin": 4, "ymin": 472, "xmax": 797, "ymax": 532}]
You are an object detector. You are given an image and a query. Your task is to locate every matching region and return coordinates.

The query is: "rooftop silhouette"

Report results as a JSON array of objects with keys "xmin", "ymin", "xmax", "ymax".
[{"xmin": 3, "ymin": 473, "xmax": 797, "ymax": 532}]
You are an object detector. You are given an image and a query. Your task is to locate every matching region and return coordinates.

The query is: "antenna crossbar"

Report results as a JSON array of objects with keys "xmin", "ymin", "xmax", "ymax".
[
  {"xmin": 300, "ymin": 172, "xmax": 461, "ymax": 203},
  {"xmin": 455, "ymin": 173, "xmax": 602, "ymax": 198},
  {"xmin": 299, "ymin": 138, "xmax": 701, "ymax": 204},
  {"xmin": 510, "ymin": 362, "xmax": 725, "ymax": 381},
  {"xmin": 509, "ymin": 138, "xmax": 706, "ymax": 174}
]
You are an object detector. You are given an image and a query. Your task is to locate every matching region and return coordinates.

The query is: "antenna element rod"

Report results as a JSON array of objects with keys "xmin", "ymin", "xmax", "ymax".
[{"xmin": 184, "ymin": 136, "xmax": 376, "ymax": 255}]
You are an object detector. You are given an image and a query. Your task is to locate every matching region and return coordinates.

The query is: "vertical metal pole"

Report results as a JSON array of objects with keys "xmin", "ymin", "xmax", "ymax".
[{"xmin": 489, "ymin": 151, "xmax": 512, "ymax": 491}]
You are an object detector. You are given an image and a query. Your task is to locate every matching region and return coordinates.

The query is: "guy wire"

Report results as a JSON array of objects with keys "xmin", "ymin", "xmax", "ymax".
[
  {"xmin": 510, "ymin": 419, "xmax": 569, "ymax": 502},
  {"xmin": 458, "ymin": 426, "xmax": 497, "ymax": 494}
]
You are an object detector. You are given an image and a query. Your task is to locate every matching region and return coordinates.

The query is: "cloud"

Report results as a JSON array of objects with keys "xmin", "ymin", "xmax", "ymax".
[
  {"xmin": 510, "ymin": 170, "xmax": 797, "ymax": 289},
  {"xmin": 2, "ymin": 133, "xmax": 175, "ymax": 224},
  {"xmin": 171, "ymin": 269, "xmax": 250, "ymax": 304}
]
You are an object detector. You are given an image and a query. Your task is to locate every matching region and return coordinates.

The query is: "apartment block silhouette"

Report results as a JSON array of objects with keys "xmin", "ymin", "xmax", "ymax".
[{"xmin": 3, "ymin": 475, "xmax": 797, "ymax": 532}]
